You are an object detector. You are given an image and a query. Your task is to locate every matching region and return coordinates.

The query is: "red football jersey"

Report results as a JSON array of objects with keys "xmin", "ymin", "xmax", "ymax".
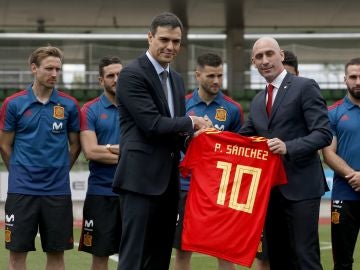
[{"xmin": 180, "ymin": 129, "xmax": 287, "ymax": 267}]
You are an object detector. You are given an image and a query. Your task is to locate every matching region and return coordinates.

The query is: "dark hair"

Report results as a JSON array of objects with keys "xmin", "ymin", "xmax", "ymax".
[
  {"xmin": 197, "ymin": 53, "xmax": 223, "ymax": 69},
  {"xmin": 98, "ymin": 56, "xmax": 122, "ymax": 77},
  {"xmin": 28, "ymin": 46, "xmax": 63, "ymax": 66},
  {"xmin": 282, "ymin": 50, "xmax": 298, "ymax": 74},
  {"xmin": 149, "ymin": 12, "xmax": 183, "ymax": 36},
  {"xmin": 345, "ymin": 58, "xmax": 360, "ymax": 74}
]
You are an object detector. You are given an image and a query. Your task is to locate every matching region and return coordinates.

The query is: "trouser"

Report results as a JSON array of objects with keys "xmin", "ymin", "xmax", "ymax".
[{"xmin": 331, "ymin": 200, "xmax": 360, "ymax": 270}]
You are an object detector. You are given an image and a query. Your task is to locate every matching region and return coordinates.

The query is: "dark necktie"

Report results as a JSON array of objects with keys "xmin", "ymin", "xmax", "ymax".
[
  {"xmin": 160, "ymin": 70, "xmax": 168, "ymax": 101},
  {"xmin": 266, "ymin": 84, "xmax": 274, "ymax": 116}
]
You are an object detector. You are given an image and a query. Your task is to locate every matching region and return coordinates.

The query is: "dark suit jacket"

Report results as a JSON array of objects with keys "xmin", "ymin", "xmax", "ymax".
[
  {"xmin": 113, "ymin": 53, "xmax": 193, "ymax": 196},
  {"xmin": 240, "ymin": 72, "xmax": 332, "ymax": 200}
]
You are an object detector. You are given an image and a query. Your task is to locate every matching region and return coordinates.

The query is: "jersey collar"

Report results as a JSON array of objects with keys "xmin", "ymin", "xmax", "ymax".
[
  {"xmin": 191, "ymin": 88, "xmax": 223, "ymax": 106},
  {"xmin": 344, "ymin": 95, "xmax": 360, "ymax": 110},
  {"xmin": 100, "ymin": 93, "xmax": 115, "ymax": 108},
  {"xmin": 27, "ymin": 84, "xmax": 59, "ymax": 104}
]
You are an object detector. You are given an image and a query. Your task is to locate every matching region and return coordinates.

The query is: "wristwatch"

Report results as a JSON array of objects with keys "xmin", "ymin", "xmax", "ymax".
[{"xmin": 106, "ymin": 144, "xmax": 111, "ymax": 151}]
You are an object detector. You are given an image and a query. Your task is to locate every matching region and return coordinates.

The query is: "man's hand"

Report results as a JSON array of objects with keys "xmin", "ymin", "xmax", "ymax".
[
  {"xmin": 267, "ymin": 137, "xmax": 287, "ymax": 155},
  {"xmin": 190, "ymin": 116, "xmax": 213, "ymax": 131},
  {"xmin": 346, "ymin": 171, "xmax": 360, "ymax": 192}
]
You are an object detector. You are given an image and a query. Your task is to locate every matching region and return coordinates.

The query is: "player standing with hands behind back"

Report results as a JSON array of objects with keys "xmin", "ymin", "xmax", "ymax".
[{"xmin": 0, "ymin": 46, "xmax": 81, "ymax": 270}]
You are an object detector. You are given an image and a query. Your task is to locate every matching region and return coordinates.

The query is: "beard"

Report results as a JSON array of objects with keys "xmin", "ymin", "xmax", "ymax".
[
  {"xmin": 105, "ymin": 85, "xmax": 116, "ymax": 96},
  {"xmin": 348, "ymin": 86, "xmax": 360, "ymax": 100}
]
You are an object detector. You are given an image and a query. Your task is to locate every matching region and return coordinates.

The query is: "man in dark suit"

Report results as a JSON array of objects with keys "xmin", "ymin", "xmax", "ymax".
[
  {"xmin": 113, "ymin": 12, "xmax": 211, "ymax": 270},
  {"xmin": 240, "ymin": 37, "xmax": 333, "ymax": 269}
]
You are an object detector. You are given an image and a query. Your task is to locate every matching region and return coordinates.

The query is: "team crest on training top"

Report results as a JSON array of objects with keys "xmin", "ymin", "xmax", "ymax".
[
  {"xmin": 215, "ymin": 108, "xmax": 227, "ymax": 121},
  {"xmin": 331, "ymin": 211, "xmax": 340, "ymax": 224},
  {"xmin": 53, "ymin": 105, "xmax": 65, "ymax": 119}
]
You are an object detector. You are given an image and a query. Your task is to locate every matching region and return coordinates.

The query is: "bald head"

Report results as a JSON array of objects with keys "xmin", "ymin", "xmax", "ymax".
[
  {"xmin": 251, "ymin": 37, "xmax": 285, "ymax": 83},
  {"xmin": 252, "ymin": 37, "xmax": 281, "ymax": 56}
]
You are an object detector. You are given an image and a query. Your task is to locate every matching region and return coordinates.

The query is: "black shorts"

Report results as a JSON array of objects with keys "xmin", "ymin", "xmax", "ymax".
[
  {"xmin": 78, "ymin": 195, "xmax": 121, "ymax": 256},
  {"xmin": 331, "ymin": 200, "xmax": 360, "ymax": 267},
  {"xmin": 256, "ymin": 231, "xmax": 269, "ymax": 261},
  {"xmin": 173, "ymin": 190, "xmax": 188, "ymax": 250},
  {"xmin": 5, "ymin": 194, "xmax": 73, "ymax": 252}
]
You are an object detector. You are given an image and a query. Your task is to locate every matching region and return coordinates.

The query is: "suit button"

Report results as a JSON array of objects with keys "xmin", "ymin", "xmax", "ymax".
[{"xmin": 170, "ymin": 152, "xmax": 174, "ymax": 158}]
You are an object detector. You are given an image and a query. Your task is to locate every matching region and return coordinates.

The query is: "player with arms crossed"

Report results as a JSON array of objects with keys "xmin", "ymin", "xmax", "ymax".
[{"xmin": 78, "ymin": 56, "xmax": 122, "ymax": 270}]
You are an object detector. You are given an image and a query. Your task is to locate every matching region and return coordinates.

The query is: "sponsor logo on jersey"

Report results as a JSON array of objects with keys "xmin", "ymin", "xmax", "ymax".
[
  {"xmin": 24, "ymin": 109, "xmax": 32, "ymax": 116},
  {"xmin": 340, "ymin": 114, "xmax": 349, "ymax": 121},
  {"xmin": 331, "ymin": 211, "xmax": 340, "ymax": 224},
  {"xmin": 5, "ymin": 229, "xmax": 11, "ymax": 243},
  {"xmin": 187, "ymin": 110, "xmax": 196, "ymax": 116},
  {"xmin": 249, "ymin": 136, "xmax": 268, "ymax": 142},
  {"xmin": 53, "ymin": 105, "xmax": 65, "ymax": 119},
  {"xmin": 100, "ymin": 113, "xmax": 108, "ymax": 119},
  {"xmin": 83, "ymin": 233, "xmax": 93, "ymax": 247},
  {"xmin": 215, "ymin": 108, "xmax": 227, "ymax": 121},
  {"xmin": 204, "ymin": 128, "xmax": 221, "ymax": 134},
  {"xmin": 52, "ymin": 122, "xmax": 63, "ymax": 133},
  {"xmin": 214, "ymin": 124, "xmax": 225, "ymax": 131}
]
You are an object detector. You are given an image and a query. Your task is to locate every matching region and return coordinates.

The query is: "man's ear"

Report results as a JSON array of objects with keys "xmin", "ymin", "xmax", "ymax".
[
  {"xmin": 147, "ymin": 31, "xmax": 153, "ymax": 45},
  {"xmin": 195, "ymin": 70, "xmax": 201, "ymax": 82},
  {"xmin": 30, "ymin": 63, "xmax": 37, "ymax": 74},
  {"xmin": 280, "ymin": 50, "xmax": 285, "ymax": 62},
  {"xmin": 98, "ymin": 76, "xmax": 104, "ymax": 86}
]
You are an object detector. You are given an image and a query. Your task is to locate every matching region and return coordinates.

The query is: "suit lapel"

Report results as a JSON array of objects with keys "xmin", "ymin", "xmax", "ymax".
[
  {"xmin": 139, "ymin": 54, "xmax": 171, "ymax": 116},
  {"xmin": 169, "ymin": 71, "xmax": 181, "ymax": 116},
  {"xmin": 269, "ymin": 73, "xmax": 292, "ymax": 121},
  {"xmin": 260, "ymin": 87, "xmax": 268, "ymax": 118}
]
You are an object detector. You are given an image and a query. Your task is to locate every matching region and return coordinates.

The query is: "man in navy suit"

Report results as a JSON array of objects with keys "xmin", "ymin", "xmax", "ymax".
[
  {"xmin": 240, "ymin": 37, "xmax": 332, "ymax": 269},
  {"xmin": 113, "ymin": 12, "xmax": 211, "ymax": 270}
]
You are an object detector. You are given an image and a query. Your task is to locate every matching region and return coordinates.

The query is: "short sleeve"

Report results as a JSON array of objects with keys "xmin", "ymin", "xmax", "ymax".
[
  {"xmin": 80, "ymin": 103, "xmax": 97, "ymax": 132},
  {"xmin": 68, "ymin": 101, "xmax": 81, "ymax": 132},
  {"xmin": 0, "ymin": 98, "xmax": 17, "ymax": 131}
]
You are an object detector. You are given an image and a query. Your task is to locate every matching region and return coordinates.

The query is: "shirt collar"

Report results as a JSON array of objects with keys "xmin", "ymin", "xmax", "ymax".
[
  {"xmin": 27, "ymin": 84, "xmax": 59, "ymax": 104},
  {"xmin": 146, "ymin": 51, "xmax": 170, "ymax": 75},
  {"xmin": 268, "ymin": 69, "xmax": 287, "ymax": 89},
  {"xmin": 100, "ymin": 93, "xmax": 115, "ymax": 108},
  {"xmin": 191, "ymin": 88, "xmax": 223, "ymax": 105},
  {"xmin": 344, "ymin": 95, "xmax": 360, "ymax": 110}
]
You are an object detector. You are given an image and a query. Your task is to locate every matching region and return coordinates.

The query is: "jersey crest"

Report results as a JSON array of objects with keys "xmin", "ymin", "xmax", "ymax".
[
  {"xmin": 215, "ymin": 108, "xmax": 227, "ymax": 121},
  {"xmin": 53, "ymin": 105, "xmax": 65, "ymax": 119}
]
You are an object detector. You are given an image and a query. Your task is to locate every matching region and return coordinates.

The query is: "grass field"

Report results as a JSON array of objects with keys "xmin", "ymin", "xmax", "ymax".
[{"xmin": 1, "ymin": 224, "xmax": 359, "ymax": 269}]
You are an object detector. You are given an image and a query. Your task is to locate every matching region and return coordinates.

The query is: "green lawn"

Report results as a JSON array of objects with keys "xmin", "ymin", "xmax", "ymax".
[{"xmin": 0, "ymin": 225, "xmax": 359, "ymax": 269}]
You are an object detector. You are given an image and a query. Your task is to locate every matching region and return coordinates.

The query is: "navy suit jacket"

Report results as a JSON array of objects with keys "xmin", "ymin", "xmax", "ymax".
[
  {"xmin": 113, "ymin": 53, "xmax": 193, "ymax": 195},
  {"xmin": 240, "ymin": 72, "xmax": 332, "ymax": 200}
]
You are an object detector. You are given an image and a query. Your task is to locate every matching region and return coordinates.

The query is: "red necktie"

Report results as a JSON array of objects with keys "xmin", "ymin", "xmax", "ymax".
[{"xmin": 266, "ymin": 84, "xmax": 274, "ymax": 116}]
